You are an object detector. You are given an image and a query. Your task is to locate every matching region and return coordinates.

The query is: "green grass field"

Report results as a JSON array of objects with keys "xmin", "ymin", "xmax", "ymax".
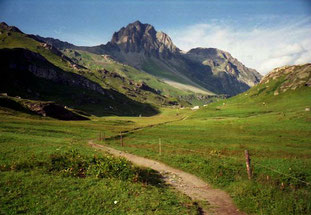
[{"xmin": 0, "ymin": 107, "xmax": 202, "ymax": 214}]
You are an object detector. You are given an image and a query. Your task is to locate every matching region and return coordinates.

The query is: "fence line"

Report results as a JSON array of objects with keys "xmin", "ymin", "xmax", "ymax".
[
  {"xmin": 101, "ymin": 132, "xmax": 310, "ymax": 186},
  {"xmin": 164, "ymin": 143, "xmax": 311, "ymax": 186},
  {"xmin": 254, "ymin": 162, "xmax": 310, "ymax": 186}
]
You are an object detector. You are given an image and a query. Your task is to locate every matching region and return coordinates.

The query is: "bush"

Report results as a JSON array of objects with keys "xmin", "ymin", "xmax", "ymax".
[
  {"xmin": 47, "ymin": 150, "xmax": 136, "ymax": 180},
  {"xmin": 87, "ymin": 155, "xmax": 136, "ymax": 180},
  {"xmin": 3, "ymin": 150, "xmax": 164, "ymax": 185}
]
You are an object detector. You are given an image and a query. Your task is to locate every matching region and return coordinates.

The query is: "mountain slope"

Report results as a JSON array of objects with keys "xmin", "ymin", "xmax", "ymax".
[{"xmin": 185, "ymin": 48, "xmax": 261, "ymax": 91}]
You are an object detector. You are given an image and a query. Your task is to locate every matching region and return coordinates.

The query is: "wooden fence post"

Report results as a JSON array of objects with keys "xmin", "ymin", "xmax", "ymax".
[
  {"xmin": 103, "ymin": 132, "xmax": 105, "ymax": 142},
  {"xmin": 159, "ymin": 138, "xmax": 162, "ymax": 155},
  {"xmin": 120, "ymin": 132, "xmax": 123, "ymax": 147},
  {"xmin": 99, "ymin": 132, "xmax": 102, "ymax": 141},
  {"xmin": 245, "ymin": 150, "xmax": 252, "ymax": 180}
]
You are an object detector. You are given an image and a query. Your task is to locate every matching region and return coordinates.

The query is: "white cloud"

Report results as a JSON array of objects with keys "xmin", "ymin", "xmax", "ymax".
[{"xmin": 167, "ymin": 18, "xmax": 311, "ymax": 75}]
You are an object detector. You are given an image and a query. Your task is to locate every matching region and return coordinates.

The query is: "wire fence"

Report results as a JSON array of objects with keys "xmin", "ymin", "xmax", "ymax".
[{"xmin": 99, "ymin": 132, "xmax": 311, "ymax": 187}]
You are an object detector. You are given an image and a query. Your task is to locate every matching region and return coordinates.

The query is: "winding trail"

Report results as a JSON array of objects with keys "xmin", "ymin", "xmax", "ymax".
[{"xmin": 89, "ymin": 141, "xmax": 245, "ymax": 215}]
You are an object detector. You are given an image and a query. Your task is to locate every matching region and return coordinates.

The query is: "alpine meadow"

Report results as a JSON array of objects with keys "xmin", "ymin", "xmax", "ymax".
[{"xmin": 0, "ymin": 1, "xmax": 311, "ymax": 215}]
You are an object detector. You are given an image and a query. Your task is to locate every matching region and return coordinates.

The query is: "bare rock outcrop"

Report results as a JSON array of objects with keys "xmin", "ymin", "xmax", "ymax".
[{"xmin": 260, "ymin": 64, "xmax": 311, "ymax": 95}]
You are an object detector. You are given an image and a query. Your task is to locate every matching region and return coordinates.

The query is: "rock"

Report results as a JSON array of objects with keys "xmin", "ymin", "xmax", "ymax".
[
  {"xmin": 135, "ymin": 82, "xmax": 158, "ymax": 94},
  {"xmin": 305, "ymin": 107, "xmax": 310, "ymax": 112},
  {"xmin": 297, "ymin": 71, "xmax": 309, "ymax": 79},
  {"xmin": 109, "ymin": 20, "xmax": 180, "ymax": 58},
  {"xmin": 260, "ymin": 64, "xmax": 311, "ymax": 95}
]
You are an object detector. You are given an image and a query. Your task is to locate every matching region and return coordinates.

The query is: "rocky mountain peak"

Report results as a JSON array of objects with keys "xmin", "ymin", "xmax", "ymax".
[{"xmin": 109, "ymin": 20, "xmax": 180, "ymax": 58}]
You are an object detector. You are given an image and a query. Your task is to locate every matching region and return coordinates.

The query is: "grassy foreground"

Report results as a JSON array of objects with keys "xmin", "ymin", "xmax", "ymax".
[
  {"xmin": 104, "ymin": 85, "xmax": 311, "ymax": 214},
  {"xmin": 0, "ymin": 108, "xmax": 199, "ymax": 215}
]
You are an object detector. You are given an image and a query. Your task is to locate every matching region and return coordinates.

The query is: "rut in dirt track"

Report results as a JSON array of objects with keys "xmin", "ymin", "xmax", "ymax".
[{"xmin": 89, "ymin": 141, "xmax": 245, "ymax": 215}]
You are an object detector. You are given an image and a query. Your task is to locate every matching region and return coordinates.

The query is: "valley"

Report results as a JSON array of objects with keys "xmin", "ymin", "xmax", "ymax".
[{"xmin": 0, "ymin": 19, "xmax": 310, "ymax": 215}]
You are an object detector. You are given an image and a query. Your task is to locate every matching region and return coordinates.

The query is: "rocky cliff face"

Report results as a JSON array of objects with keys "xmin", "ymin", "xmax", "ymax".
[{"xmin": 108, "ymin": 21, "xmax": 180, "ymax": 59}]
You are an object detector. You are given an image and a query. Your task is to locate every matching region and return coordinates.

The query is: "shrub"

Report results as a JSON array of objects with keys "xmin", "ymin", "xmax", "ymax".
[{"xmin": 4, "ymin": 150, "xmax": 163, "ymax": 185}]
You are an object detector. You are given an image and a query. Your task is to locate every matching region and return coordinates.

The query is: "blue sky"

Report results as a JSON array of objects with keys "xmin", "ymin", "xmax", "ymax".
[{"xmin": 1, "ymin": 0, "xmax": 311, "ymax": 74}]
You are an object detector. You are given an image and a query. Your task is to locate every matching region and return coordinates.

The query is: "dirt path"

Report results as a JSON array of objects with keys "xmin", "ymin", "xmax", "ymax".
[{"xmin": 90, "ymin": 141, "xmax": 245, "ymax": 215}]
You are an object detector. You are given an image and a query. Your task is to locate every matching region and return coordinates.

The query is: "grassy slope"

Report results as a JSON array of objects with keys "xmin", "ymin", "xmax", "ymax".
[
  {"xmin": 102, "ymin": 73, "xmax": 311, "ymax": 214},
  {"xmin": 63, "ymin": 49, "xmax": 191, "ymax": 97},
  {"xmin": 0, "ymin": 107, "xmax": 199, "ymax": 214}
]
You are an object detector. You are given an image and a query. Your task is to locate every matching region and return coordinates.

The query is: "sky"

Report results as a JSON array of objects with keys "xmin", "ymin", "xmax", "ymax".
[{"xmin": 0, "ymin": 0, "xmax": 310, "ymax": 74}]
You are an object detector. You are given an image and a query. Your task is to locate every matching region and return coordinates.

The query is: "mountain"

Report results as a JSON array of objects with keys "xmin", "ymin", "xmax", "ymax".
[
  {"xmin": 185, "ymin": 48, "xmax": 260, "ymax": 87},
  {"xmin": 36, "ymin": 20, "xmax": 262, "ymax": 96},
  {"xmin": 108, "ymin": 20, "xmax": 180, "ymax": 58}
]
